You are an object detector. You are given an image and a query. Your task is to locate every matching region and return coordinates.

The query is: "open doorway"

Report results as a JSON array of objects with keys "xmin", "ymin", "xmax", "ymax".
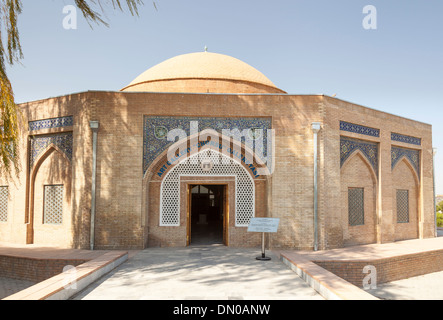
[{"xmin": 188, "ymin": 184, "xmax": 227, "ymax": 245}]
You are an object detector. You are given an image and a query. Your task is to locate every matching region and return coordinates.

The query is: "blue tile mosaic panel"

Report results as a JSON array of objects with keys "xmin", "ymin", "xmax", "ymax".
[
  {"xmin": 30, "ymin": 132, "xmax": 73, "ymax": 169},
  {"xmin": 143, "ymin": 116, "xmax": 272, "ymax": 175},
  {"xmin": 391, "ymin": 132, "xmax": 421, "ymax": 146},
  {"xmin": 29, "ymin": 116, "xmax": 73, "ymax": 131},
  {"xmin": 340, "ymin": 137, "xmax": 378, "ymax": 173},
  {"xmin": 340, "ymin": 121, "xmax": 380, "ymax": 138},
  {"xmin": 391, "ymin": 146, "xmax": 420, "ymax": 179}
]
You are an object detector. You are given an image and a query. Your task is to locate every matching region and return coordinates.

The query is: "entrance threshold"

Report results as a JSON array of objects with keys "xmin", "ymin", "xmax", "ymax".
[{"xmin": 188, "ymin": 184, "xmax": 227, "ymax": 246}]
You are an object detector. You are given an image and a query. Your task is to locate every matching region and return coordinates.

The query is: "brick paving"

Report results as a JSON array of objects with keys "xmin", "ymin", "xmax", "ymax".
[
  {"xmin": 282, "ymin": 236, "xmax": 443, "ymax": 263},
  {"xmin": 0, "ymin": 242, "xmax": 110, "ymax": 260}
]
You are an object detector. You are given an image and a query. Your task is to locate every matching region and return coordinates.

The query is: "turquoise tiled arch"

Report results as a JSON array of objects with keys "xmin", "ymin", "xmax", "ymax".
[{"xmin": 143, "ymin": 116, "xmax": 272, "ymax": 175}]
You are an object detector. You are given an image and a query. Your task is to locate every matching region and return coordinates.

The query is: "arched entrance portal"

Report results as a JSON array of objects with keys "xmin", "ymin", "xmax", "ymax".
[
  {"xmin": 146, "ymin": 146, "xmax": 266, "ymax": 248},
  {"xmin": 160, "ymin": 148, "xmax": 255, "ymax": 246}
]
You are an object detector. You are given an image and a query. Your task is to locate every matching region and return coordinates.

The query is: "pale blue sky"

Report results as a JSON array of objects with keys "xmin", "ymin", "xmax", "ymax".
[{"xmin": 7, "ymin": 0, "xmax": 443, "ymax": 194}]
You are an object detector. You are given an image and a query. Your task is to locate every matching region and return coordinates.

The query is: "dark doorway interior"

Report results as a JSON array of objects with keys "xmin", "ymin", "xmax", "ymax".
[{"xmin": 190, "ymin": 185, "xmax": 225, "ymax": 245}]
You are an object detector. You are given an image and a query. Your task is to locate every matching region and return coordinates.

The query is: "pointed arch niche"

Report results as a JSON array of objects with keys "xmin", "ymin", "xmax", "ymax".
[
  {"xmin": 27, "ymin": 133, "xmax": 73, "ymax": 247},
  {"xmin": 391, "ymin": 150, "xmax": 420, "ymax": 241},
  {"xmin": 143, "ymin": 133, "xmax": 269, "ymax": 248},
  {"xmin": 340, "ymin": 137, "xmax": 378, "ymax": 246}
]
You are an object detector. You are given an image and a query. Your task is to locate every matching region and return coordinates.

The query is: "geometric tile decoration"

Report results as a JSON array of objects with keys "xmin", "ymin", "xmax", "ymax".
[
  {"xmin": 396, "ymin": 189, "xmax": 409, "ymax": 223},
  {"xmin": 143, "ymin": 116, "xmax": 272, "ymax": 175},
  {"xmin": 160, "ymin": 148, "xmax": 255, "ymax": 227},
  {"xmin": 391, "ymin": 132, "xmax": 421, "ymax": 146},
  {"xmin": 348, "ymin": 187, "xmax": 364, "ymax": 226},
  {"xmin": 340, "ymin": 121, "xmax": 380, "ymax": 137},
  {"xmin": 43, "ymin": 185, "xmax": 63, "ymax": 225},
  {"xmin": 30, "ymin": 132, "xmax": 73, "ymax": 170},
  {"xmin": 391, "ymin": 146, "xmax": 420, "ymax": 180},
  {"xmin": 340, "ymin": 137, "xmax": 378, "ymax": 173},
  {"xmin": 29, "ymin": 116, "xmax": 73, "ymax": 131},
  {"xmin": 0, "ymin": 186, "xmax": 8, "ymax": 222}
]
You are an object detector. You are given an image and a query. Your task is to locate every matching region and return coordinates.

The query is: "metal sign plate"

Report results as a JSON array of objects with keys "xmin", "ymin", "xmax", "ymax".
[{"xmin": 247, "ymin": 218, "xmax": 280, "ymax": 233}]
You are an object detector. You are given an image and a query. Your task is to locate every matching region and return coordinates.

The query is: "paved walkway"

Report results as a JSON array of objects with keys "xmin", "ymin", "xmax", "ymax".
[
  {"xmin": 0, "ymin": 277, "xmax": 36, "ymax": 300},
  {"xmin": 284, "ymin": 236, "xmax": 443, "ymax": 262},
  {"xmin": 72, "ymin": 245, "xmax": 324, "ymax": 300},
  {"xmin": 367, "ymin": 269, "xmax": 443, "ymax": 300},
  {"xmin": 4, "ymin": 236, "xmax": 443, "ymax": 300}
]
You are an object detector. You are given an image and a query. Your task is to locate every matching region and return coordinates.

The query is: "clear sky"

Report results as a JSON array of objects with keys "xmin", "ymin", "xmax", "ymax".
[{"xmin": 7, "ymin": 0, "xmax": 443, "ymax": 195}]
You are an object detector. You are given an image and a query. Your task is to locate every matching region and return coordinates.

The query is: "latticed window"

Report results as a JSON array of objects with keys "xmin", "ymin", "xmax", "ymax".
[
  {"xmin": 43, "ymin": 185, "xmax": 63, "ymax": 225},
  {"xmin": 396, "ymin": 189, "xmax": 409, "ymax": 223},
  {"xmin": 348, "ymin": 188, "xmax": 364, "ymax": 226},
  {"xmin": 0, "ymin": 186, "xmax": 8, "ymax": 222}
]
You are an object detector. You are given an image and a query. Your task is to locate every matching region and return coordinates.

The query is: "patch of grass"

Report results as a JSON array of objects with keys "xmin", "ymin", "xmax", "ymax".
[{"xmin": 437, "ymin": 212, "xmax": 443, "ymax": 228}]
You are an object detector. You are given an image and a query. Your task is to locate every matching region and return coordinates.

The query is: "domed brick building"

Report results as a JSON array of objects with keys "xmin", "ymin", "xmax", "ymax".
[{"xmin": 0, "ymin": 51, "xmax": 435, "ymax": 250}]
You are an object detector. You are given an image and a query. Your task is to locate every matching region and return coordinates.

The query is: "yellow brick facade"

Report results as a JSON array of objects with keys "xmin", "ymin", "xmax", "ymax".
[
  {"xmin": 0, "ymin": 91, "xmax": 434, "ymax": 251},
  {"xmin": 0, "ymin": 53, "xmax": 435, "ymax": 251}
]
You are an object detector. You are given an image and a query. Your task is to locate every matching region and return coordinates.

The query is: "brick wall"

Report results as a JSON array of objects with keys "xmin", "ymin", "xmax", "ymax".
[
  {"xmin": 0, "ymin": 255, "xmax": 88, "ymax": 282},
  {"xmin": 315, "ymin": 249, "xmax": 443, "ymax": 288},
  {"xmin": 392, "ymin": 159, "xmax": 419, "ymax": 241},
  {"xmin": 323, "ymin": 96, "xmax": 434, "ymax": 248},
  {"xmin": 340, "ymin": 152, "xmax": 377, "ymax": 246},
  {"xmin": 32, "ymin": 149, "xmax": 73, "ymax": 247},
  {"xmin": 0, "ymin": 93, "xmax": 87, "ymax": 248}
]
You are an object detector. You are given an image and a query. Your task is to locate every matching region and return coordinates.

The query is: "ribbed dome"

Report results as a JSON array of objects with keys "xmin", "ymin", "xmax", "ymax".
[{"xmin": 121, "ymin": 52, "xmax": 286, "ymax": 94}]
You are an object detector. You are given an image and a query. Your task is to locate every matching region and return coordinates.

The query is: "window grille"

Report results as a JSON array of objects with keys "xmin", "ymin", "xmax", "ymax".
[
  {"xmin": 0, "ymin": 186, "xmax": 8, "ymax": 222},
  {"xmin": 43, "ymin": 185, "xmax": 63, "ymax": 225},
  {"xmin": 160, "ymin": 149, "xmax": 255, "ymax": 227},
  {"xmin": 348, "ymin": 188, "xmax": 364, "ymax": 226},
  {"xmin": 396, "ymin": 189, "xmax": 409, "ymax": 223}
]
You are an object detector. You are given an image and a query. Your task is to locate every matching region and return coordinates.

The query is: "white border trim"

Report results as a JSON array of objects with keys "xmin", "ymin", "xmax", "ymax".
[{"xmin": 159, "ymin": 149, "xmax": 256, "ymax": 227}]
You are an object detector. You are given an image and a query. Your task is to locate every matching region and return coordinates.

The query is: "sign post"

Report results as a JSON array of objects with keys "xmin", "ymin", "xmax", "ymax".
[{"xmin": 247, "ymin": 218, "xmax": 280, "ymax": 261}]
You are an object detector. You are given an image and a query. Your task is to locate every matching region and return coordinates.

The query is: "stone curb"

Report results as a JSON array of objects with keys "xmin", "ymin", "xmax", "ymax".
[{"xmin": 280, "ymin": 252, "xmax": 378, "ymax": 300}]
